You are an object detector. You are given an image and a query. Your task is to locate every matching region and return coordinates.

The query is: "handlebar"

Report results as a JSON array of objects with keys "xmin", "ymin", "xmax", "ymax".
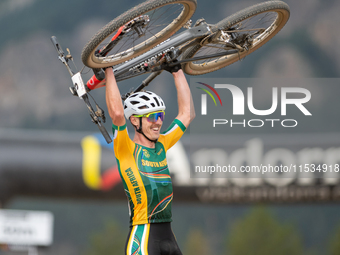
[
  {"xmin": 51, "ymin": 36, "xmax": 64, "ymax": 56},
  {"xmin": 51, "ymin": 36, "xmax": 112, "ymax": 144}
]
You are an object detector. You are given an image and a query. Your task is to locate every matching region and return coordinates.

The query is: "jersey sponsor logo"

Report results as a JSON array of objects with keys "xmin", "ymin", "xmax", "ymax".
[
  {"xmin": 142, "ymin": 159, "xmax": 167, "ymax": 168},
  {"xmin": 143, "ymin": 149, "xmax": 150, "ymax": 158},
  {"xmin": 157, "ymin": 148, "xmax": 163, "ymax": 155}
]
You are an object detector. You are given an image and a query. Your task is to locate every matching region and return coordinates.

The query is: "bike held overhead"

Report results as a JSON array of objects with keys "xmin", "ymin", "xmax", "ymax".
[{"xmin": 52, "ymin": 0, "xmax": 290, "ymax": 143}]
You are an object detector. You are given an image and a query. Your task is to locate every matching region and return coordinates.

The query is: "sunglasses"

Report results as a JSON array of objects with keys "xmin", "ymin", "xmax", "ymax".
[{"xmin": 134, "ymin": 111, "xmax": 165, "ymax": 122}]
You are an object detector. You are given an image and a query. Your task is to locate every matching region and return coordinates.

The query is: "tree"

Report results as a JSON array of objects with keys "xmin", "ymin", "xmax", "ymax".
[
  {"xmin": 184, "ymin": 227, "xmax": 211, "ymax": 255},
  {"xmin": 226, "ymin": 206, "xmax": 304, "ymax": 255},
  {"xmin": 329, "ymin": 223, "xmax": 340, "ymax": 255}
]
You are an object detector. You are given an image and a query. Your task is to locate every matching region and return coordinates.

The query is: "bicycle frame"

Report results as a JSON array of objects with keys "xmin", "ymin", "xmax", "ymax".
[
  {"xmin": 87, "ymin": 21, "xmax": 239, "ymax": 91},
  {"xmin": 52, "ymin": 0, "xmax": 290, "ymax": 144},
  {"xmin": 115, "ymin": 23, "xmax": 211, "ymax": 77}
]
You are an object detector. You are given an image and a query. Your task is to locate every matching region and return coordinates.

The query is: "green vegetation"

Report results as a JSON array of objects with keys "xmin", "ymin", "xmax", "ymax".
[
  {"xmin": 85, "ymin": 220, "xmax": 126, "ymax": 255},
  {"xmin": 83, "ymin": 206, "xmax": 308, "ymax": 255},
  {"xmin": 184, "ymin": 227, "xmax": 211, "ymax": 255},
  {"xmin": 329, "ymin": 223, "xmax": 340, "ymax": 255},
  {"xmin": 226, "ymin": 206, "xmax": 304, "ymax": 255}
]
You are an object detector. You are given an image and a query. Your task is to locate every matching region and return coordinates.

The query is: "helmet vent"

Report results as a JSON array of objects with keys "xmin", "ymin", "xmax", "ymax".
[
  {"xmin": 130, "ymin": 94, "xmax": 138, "ymax": 98},
  {"xmin": 140, "ymin": 95, "xmax": 150, "ymax": 101},
  {"xmin": 130, "ymin": 101, "xmax": 139, "ymax": 105},
  {"xmin": 138, "ymin": 105, "xmax": 149, "ymax": 109},
  {"xmin": 151, "ymin": 103, "xmax": 155, "ymax": 107},
  {"xmin": 154, "ymin": 97, "xmax": 160, "ymax": 106}
]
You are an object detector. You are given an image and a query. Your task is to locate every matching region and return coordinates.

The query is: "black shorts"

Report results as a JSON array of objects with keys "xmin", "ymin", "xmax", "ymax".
[{"xmin": 125, "ymin": 222, "xmax": 182, "ymax": 255}]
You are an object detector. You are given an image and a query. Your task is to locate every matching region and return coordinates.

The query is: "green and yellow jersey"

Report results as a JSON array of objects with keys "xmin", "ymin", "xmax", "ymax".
[{"xmin": 112, "ymin": 119, "xmax": 186, "ymax": 226}]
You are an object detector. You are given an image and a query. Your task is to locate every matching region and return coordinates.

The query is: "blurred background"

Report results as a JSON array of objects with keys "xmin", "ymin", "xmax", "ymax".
[{"xmin": 0, "ymin": 0, "xmax": 340, "ymax": 254}]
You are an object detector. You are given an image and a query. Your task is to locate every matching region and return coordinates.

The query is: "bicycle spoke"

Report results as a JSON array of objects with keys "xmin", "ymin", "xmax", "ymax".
[
  {"xmin": 190, "ymin": 10, "xmax": 280, "ymax": 65},
  {"xmin": 147, "ymin": 4, "xmax": 182, "ymax": 27},
  {"xmin": 142, "ymin": 5, "xmax": 183, "ymax": 39},
  {"xmin": 96, "ymin": 3, "xmax": 185, "ymax": 64},
  {"xmin": 105, "ymin": 34, "xmax": 135, "ymax": 59}
]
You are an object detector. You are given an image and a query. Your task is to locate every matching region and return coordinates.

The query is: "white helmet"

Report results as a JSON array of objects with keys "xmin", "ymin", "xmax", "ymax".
[{"xmin": 124, "ymin": 91, "xmax": 166, "ymax": 119}]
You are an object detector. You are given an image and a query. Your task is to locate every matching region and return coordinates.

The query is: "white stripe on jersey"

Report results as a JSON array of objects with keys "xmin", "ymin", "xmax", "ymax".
[
  {"xmin": 162, "ymin": 124, "xmax": 178, "ymax": 136},
  {"xmin": 113, "ymin": 129, "xmax": 118, "ymax": 140},
  {"xmin": 141, "ymin": 224, "xmax": 148, "ymax": 255},
  {"xmin": 127, "ymin": 225, "xmax": 137, "ymax": 255}
]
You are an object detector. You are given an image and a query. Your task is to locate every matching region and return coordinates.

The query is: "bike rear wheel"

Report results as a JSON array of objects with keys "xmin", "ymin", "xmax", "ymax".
[
  {"xmin": 182, "ymin": 1, "xmax": 290, "ymax": 75},
  {"xmin": 81, "ymin": 0, "xmax": 196, "ymax": 68}
]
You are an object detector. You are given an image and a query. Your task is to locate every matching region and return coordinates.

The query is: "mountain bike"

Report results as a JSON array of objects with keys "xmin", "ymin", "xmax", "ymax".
[{"xmin": 51, "ymin": 0, "xmax": 290, "ymax": 144}]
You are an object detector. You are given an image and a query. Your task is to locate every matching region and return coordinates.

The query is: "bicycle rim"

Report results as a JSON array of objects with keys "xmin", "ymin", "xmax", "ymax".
[
  {"xmin": 81, "ymin": 0, "xmax": 196, "ymax": 68},
  {"xmin": 182, "ymin": 1, "xmax": 290, "ymax": 75}
]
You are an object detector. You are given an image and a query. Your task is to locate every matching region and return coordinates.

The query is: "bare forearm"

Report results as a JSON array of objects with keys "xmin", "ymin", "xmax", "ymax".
[
  {"xmin": 105, "ymin": 68, "xmax": 125, "ymax": 126},
  {"xmin": 172, "ymin": 69, "xmax": 195, "ymax": 127}
]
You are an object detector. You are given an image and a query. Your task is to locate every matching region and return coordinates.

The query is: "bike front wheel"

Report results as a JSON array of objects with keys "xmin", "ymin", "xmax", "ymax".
[
  {"xmin": 81, "ymin": 0, "xmax": 196, "ymax": 69},
  {"xmin": 182, "ymin": 1, "xmax": 290, "ymax": 75}
]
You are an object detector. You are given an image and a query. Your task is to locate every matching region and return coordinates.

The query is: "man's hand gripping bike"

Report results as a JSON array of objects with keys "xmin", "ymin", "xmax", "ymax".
[{"xmin": 51, "ymin": 0, "xmax": 290, "ymax": 144}]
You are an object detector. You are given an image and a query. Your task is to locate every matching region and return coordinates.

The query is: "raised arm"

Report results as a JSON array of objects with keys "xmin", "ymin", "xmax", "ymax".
[
  {"xmin": 105, "ymin": 68, "xmax": 126, "ymax": 127},
  {"xmin": 172, "ymin": 69, "xmax": 195, "ymax": 128}
]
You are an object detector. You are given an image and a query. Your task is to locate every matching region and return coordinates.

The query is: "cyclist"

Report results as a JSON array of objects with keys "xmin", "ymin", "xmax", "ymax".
[{"xmin": 104, "ymin": 64, "xmax": 195, "ymax": 255}]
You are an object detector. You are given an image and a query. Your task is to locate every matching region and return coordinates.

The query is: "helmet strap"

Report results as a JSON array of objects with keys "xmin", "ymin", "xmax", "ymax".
[{"xmin": 135, "ymin": 118, "xmax": 158, "ymax": 143}]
